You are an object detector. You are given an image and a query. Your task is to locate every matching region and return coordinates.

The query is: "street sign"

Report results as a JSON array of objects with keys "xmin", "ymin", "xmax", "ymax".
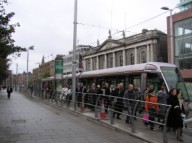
[{"xmin": 55, "ymin": 60, "xmax": 63, "ymax": 79}]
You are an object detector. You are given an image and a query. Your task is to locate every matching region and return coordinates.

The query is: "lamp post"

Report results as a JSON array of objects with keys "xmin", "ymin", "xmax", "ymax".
[
  {"xmin": 26, "ymin": 46, "xmax": 34, "ymax": 93},
  {"xmin": 72, "ymin": 0, "xmax": 78, "ymax": 110},
  {"xmin": 161, "ymin": 7, "xmax": 174, "ymax": 64},
  {"xmin": 16, "ymin": 63, "xmax": 18, "ymax": 91}
]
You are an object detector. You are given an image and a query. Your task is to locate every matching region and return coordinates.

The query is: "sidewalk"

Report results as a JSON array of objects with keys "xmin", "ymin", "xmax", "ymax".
[
  {"xmin": 29, "ymin": 93, "xmax": 192, "ymax": 143},
  {"xmin": 0, "ymin": 90, "xmax": 144, "ymax": 143},
  {"xmin": 3, "ymin": 90, "xmax": 192, "ymax": 143}
]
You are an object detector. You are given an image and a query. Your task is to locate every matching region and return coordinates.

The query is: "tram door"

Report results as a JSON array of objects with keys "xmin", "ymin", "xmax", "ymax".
[
  {"xmin": 127, "ymin": 74, "xmax": 141, "ymax": 91},
  {"xmin": 146, "ymin": 73, "xmax": 164, "ymax": 92}
]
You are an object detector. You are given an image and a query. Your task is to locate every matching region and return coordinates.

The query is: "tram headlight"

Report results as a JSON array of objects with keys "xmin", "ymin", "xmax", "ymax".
[{"xmin": 145, "ymin": 64, "xmax": 157, "ymax": 71}]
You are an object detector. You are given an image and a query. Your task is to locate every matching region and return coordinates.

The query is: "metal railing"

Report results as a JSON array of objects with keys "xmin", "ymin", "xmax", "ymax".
[{"xmin": 23, "ymin": 90, "xmax": 173, "ymax": 143}]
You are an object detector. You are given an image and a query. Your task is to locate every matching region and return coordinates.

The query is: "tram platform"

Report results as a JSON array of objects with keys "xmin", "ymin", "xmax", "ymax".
[
  {"xmin": 0, "ymin": 90, "xmax": 144, "ymax": 143},
  {"xmin": 27, "ymin": 92, "xmax": 192, "ymax": 143},
  {"xmin": 2, "ymin": 89, "xmax": 192, "ymax": 143},
  {"xmin": 31, "ymin": 95, "xmax": 192, "ymax": 143}
]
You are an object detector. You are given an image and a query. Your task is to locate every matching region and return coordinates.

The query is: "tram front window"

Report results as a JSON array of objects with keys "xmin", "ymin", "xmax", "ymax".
[{"xmin": 161, "ymin": 66, "xmax": 189, "ymax": 100}]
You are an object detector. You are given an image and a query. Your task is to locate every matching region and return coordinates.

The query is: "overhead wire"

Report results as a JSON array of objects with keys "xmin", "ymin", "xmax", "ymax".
[{"xmin": 77, "ymin": 8, "xmax": 177, "ymax": 47}]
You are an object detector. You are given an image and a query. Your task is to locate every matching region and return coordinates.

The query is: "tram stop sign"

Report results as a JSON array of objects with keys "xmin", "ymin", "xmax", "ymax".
[{"xmin": 55, "ymin": 59, "xmax": 63, "ymax": 79}]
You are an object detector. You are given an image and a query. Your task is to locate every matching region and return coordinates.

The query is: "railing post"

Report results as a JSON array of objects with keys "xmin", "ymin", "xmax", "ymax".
[
  {"xmin": 109, "ymin": 97, "xmax": 114, "ymax": 124},
  {"xmin": 163, "ymin": 105, "xmax": 171, "ymax": 143},
  {"xmin": 95, "ymin": 94, "xmax": 100, "ymax": 119},
  {"xmin": 131, "ymin": 100, "xmax": 138, "ymax": 133}
]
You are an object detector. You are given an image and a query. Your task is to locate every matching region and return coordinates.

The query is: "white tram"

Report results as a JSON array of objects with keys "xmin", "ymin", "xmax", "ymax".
[{"xmin": 41, "ymin": 62, "xmax": 190, "ymax": 101}]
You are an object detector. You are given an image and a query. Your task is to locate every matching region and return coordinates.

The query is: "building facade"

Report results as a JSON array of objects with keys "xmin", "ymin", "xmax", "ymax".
[
  {"xmin": 33, "ymin": 60, "xmax": 55, "ymax": 80},
  {"xmin": 83, "ymin": 29, "xmax": 167, "ymax": 71},
  {"xmin": 167, "ymin": 0, "xmax": 192, "ymax": 81},
  {"xmin": 63, "ymin": 45, "xmax": 90, "ymax": 74}
]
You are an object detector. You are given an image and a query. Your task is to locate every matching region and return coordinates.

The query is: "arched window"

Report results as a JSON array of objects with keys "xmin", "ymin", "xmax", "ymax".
[
  {"xmin": 130, "ymin": 53, "xmax": 134, "ymax": 65},
  {"xmin": 126, "ymin": 53, "xmax": 129, "ymax": 65},
  {"xmin": 86, "ymin": 59, "xmax": 90, "ymax": 71},
  {"xmin": 141, "ymin": 51, "xmax": 146, "ymax": 63}
]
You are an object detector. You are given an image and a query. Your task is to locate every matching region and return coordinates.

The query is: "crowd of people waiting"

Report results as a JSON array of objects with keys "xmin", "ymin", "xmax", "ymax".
[
  {"xmin": 73, "ymin": 82, "xmax": 189, "ymax": 142},
  {"xmin": 41, "ymin": 81, "xmax": 190, "ymax": 142}
]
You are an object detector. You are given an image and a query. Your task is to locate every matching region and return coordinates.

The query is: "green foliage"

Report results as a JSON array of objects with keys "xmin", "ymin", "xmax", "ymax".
[
  {"xmin": 42, "ymin": 71, "xmax": 50, "ymax": 78},
  {"xmin": 0, "ymin": 1, "xmax": 26, "ymax": 83}
]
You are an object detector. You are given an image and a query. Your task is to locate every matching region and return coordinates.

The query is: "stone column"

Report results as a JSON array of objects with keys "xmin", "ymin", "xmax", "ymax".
[
  {"xmin": 113, "ymin": 52, "xmax": 116, "ymax": 67},
  {"xmin": 97, "ymin": 56, "xmax": 99, "ymax": 70},
  {"xmin": 123, "ymin": 49, "xmax": 126, "ymax": 66},
  {"xmin": 147, "ymin": 44, "xmax": 150, "ymax": 62},
  {"xmin": 134, "ymin": 47, "xmax": 137, "ymax": 64}
]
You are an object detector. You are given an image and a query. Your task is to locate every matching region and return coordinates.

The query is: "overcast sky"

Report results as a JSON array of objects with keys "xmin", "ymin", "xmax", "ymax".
[{"xmin": 6, "ymin": 0, "xmax": 180, "ymax": 74}]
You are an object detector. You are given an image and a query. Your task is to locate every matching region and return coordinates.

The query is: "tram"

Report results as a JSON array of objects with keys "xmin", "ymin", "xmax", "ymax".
[{"xmin": 40, "ymin": 62, "xmax": 190, "ymax": 101}]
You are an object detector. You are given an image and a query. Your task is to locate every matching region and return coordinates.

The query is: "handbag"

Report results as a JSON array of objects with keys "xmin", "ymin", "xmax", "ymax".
[{"xmin": 143, "ymin": 113, "xmax": 149, "ymax": 123}]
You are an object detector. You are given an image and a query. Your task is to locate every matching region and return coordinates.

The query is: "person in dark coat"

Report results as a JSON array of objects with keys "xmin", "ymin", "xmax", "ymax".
[
  {"xmin": 157, "ymin": 85, "xmax": 169, "ymax": 129},
  {"xmin": 167, "ymin": 88, "xmax": 184, "ymax": 142},
  {"xmin": 81, "ymin": 84, "xmax": 87, "ymax": 108},
  {"xmin": 7, "ymin": 86, "xmax": 13, "ymax": 99},
  {"xmin": 97, "ymin": 84, "xmax": 103, "ymax": 107},
  {"xmin": 113, "ymin": 83, "xmax": 125, "ymax": 120},
  {"xmin": 89, "ymin": 83, "xmax": 98, "ymax": 111},
  {"xmin": 76, "ymin": 83, "xmax": 82, "ymax": 107},
  {"xmin": 105, "ymin": 83, "xmax": 111, "ymax": 113}
]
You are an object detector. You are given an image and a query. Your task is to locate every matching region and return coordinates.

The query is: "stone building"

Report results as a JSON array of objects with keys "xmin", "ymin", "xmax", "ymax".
[
  {"xmin": 32, "ymin": 58, "xmax": 55, "ymax": 80},
  {"xmin": 83, "ymin": 29, "xmax": 167, "ymax": 71},
  {"xmin": 63, "ymin": 45, "xmax": 90, "ymax": 74}
]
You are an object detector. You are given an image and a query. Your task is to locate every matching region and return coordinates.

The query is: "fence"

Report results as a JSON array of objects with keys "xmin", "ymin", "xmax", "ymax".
[{"xmin": 23, "ymin": 89, "xmax": 175, "ymax": 143}]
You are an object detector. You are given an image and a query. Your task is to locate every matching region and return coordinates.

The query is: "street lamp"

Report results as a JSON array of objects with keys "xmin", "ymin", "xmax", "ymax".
[
  {"xmin": 72, "ymin": 0, "xmax": 78, "ymax": 110},
  {"xmin": 16, "ymin": 63, "xmax": 18, "ymax": 91},
  {"xmin": 161, "ymin": 7, "xmax": 174, "ymax": 64},
  {"xmin": 26, "ymin": 46, "xmax": 34, "ymax": 93}
]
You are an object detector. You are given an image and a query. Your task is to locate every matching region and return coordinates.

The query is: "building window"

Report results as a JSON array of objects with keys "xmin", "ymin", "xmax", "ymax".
[
  {"xmin": 86, "ymin": 59, "xmax": 90, "ymax": 71},
  {"xmin": 92, "ymin": 57, "xmax": 97, "ymax": 70},
  {"xmin": 130, "ymin": 53, "xmax": 134, "ymax": 65},
  {"xmin": 110, "ymin": 57, "xmax": 113, "ymax": 68},
  {"xmin": 120, "ymin": 55, "xmax": 123, "ymax": 66},
  {"xmin": 99, "ymin": 55, "xmax": 105, "ymax": 69},
  {"xmin": 116, "ymin": 51, "xmax": 123, "ymax": 67},
  {"xmin": 175, "ymin": 18, "xmax": 192, "ymax": 69},
  {"xmin": 140, "ymin": 51, "xmax": 146, "ymax": 63},
  {"xmin": 107, "ymin": 54, "xmax": 113, "ymax": 68},
  {"xmin": 179, "ymin": 58, "xmax": 192, "ymax": 69}
]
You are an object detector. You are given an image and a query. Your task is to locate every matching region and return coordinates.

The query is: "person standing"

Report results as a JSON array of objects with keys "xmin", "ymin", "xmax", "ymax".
[
  {"xmin": 7, "ymin": 86, "xmax": 13, "ymax": 99},
  {"xmin": 30, "ymin": 85, "xmax": 33, "ymax": 96},
  {"xmin": 81, "ymin": 84, "xmax": 87, "ymax": 108},
  {"xmin": 104, "ymin": 83, "xmax": 111, "ymax": 113},
  {"xmin": 76, "ymin": 83, "xmax": 82, "ymax": 107},
  {"xmin": 144, "ymin": 84, "xmax": 154, "ymax": 100},
  {"xmin": 177, "ymin": 89, "xmax": 185, "ymax": 136},
  {"xmin": 113, "ymin": 83, "xmax": 125, "ymax": 120},
  {"xmin": 167, "ymin": 88, "xmax": 184, "ymax": 142},
  {"xmin": 89, "ymin": 83, "xmax": 98, "ymax": 111},
  {"xmin": 157, "ymin": 85, "xmax": 168, "ymax": 129},
  {"xmin": 145, "ymin": 89, "xmax": 159, "ymax": 130},
  {"xmin": 124, "ymin": 84, "xmax": 137, "ymax": 123}
]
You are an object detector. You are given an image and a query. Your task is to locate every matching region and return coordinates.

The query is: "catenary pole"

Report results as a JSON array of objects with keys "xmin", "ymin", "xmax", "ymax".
[{"xmin": 72, "ymin": 0, "xmax": 78, "ymax": 111}]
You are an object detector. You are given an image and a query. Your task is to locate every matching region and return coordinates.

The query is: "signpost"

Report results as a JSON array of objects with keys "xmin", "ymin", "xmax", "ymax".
[{"xmin": 55, "ymin": 56, "xmax": 63, "ymax": 98}]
